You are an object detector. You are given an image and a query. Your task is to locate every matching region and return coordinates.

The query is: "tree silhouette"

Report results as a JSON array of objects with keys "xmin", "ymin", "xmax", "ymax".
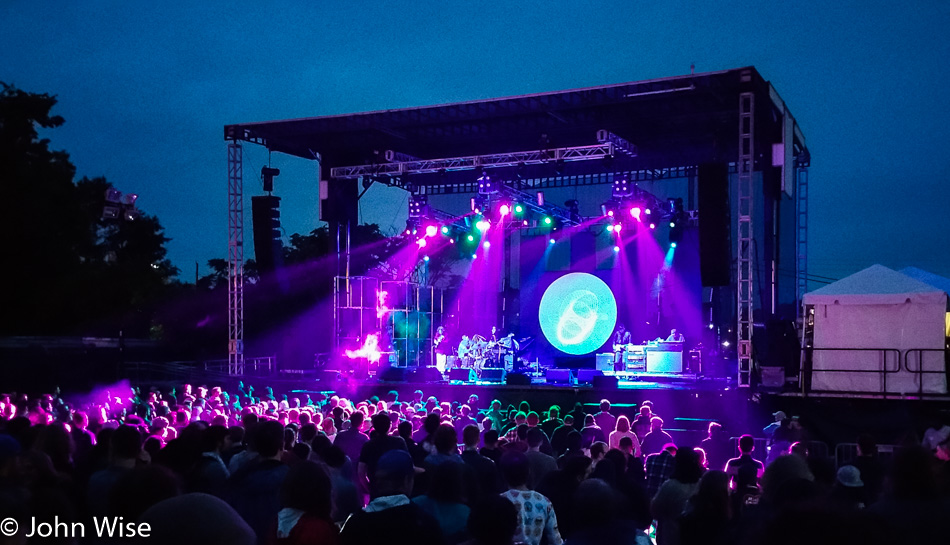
[{"xmin": 0, "ymin": 83, "xmax": 178, "ymax": 336}]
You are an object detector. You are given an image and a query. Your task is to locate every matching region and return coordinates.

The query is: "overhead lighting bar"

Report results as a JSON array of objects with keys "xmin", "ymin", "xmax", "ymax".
[{"xmin": 330, "ymin": 143, "xmax": 615, "ymax": 179}]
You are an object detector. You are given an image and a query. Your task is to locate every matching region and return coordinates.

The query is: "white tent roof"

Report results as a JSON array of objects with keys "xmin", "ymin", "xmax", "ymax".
[
  {"xmin": 803, "ymin": 264, "xmax": 948, "ymax": 305},
  {"xmin": 900, "ymin": 266, "xmax": 950, "ymax": 296}
]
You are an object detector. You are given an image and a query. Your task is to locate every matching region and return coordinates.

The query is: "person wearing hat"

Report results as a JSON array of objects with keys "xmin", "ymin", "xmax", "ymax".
[
  {"xmin": 763, "ymin": 410, "xmax": 787, "ymax": 437},
  {"xmin": 340, "ymin": 450, "xmax": 444, "ymax": 545},
  {"xmin": 830, "ymin": 465, "xmax": 865, "ymax": 510}
]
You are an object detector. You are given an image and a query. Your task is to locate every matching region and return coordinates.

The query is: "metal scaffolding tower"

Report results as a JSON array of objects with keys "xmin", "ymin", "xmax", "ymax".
[
  {"xmin": 227, "ymin": 142, "xmax": 245, "ymax": 375},
  {"xmin": 737, "ymin": 92, "xmax": 755, "ymax": 388},
  {"xmin": 796, "ymin": 161, "xmax": 809, "ymax": 316}
]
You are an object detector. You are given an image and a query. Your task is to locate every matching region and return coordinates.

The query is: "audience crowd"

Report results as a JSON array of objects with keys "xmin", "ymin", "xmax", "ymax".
[{"xmin": 1, "ymin": 383, "xmax": 949, "ymax": 545}]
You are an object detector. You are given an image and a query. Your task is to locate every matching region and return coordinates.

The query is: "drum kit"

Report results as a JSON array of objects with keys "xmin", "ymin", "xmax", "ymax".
[{"xmin": 455, "ymin": 334, "xmax": 516, "ymax": 377}]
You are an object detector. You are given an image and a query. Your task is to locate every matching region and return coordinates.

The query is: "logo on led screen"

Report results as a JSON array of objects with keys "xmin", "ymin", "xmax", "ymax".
[{"xmin": 538, "ymin": 273, "xmax": 617, "ymax": 355}]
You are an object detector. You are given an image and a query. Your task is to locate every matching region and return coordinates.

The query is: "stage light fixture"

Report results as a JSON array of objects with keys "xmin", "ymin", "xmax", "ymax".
[
  {"xmin": 649, "ymin": 223, "xmax": 656, "ymax": 230},
  {"xmin": 423, "ymin": 255, "xmax": 430, "ymax": 262},
  {"xmin": 483, "ymin": 241, "xmax": 490, "ymax": 249},
  {"xmin": 606, "ymin": 224, "xmax": 615, "ymax": 232},
  {"xmin": 708, "ymin": 323, "xmax": 715, "ymax": 330},
  {"xmin": 440, "ymin": 226, "xmax": 450, "ymax": 235},
  {"xmin": 630, "ymin": 207, "xmax": 642, "ymax": 221},
  {"xmin": 499, "ymin": 204, "xmax": 510, "ymax": 216},
  {"xmin": 613, "ymin": 246, "xmax": 620, "ymax": 253},
  {"xmin": 601, "ymin": 200, "xmax": 620, "ymax": 218},
  {"xmin": 476, "ymin": 219, "xmax": 490, "ymax": 231},
  {"xmin": 514, "ymin": 204, "xmax": 524, "ymax": 214},
  {"xmin": 477, "ymin": 174, "xmax": 498, "ymax": 195},
  {"xmin": 612, "ymin": 178, "xmax": 632, "ymax": 198},
  {"xmin": 467, "ymin": 234, "xmax": 475, "ymax": 242},
  {"xmin": 522, "ymin": 220, "xmax": 528, "ymax": 226},
  {"xmin": 614, "ymin": 224, "xmax": 623, "ymax": 233},
  {"xmin": 669, "ymin": 222, "xmax": 676, "ymax": 228},
  {"xmin": 471, "ymin": 253, "xmax": 477, "ymax": 259},
  {"xmin": 564, "ymin": 199, "xmax": 580, "ymax": 223},
  {"xmin": 543, "ymin": 216, "xmax": 552, "ymax": 226},
  {"xmin": 671, "ymin": 242, "xmax": 677, "ymax": 248},
  {"xmin": 450, "ymin": 239, "xmax": 456, "ymax": 244},
  {"xmin": 425, "ymin": 225, "xmax": 438, "ymax": 238},
  {"xmin": 416, "ymin": 238, "xmax": 427, "ymax": 248},
  {"xmin": 408, "ymin": 195, "xmax": 428, "ymax": 218},
  {"xmin": 549, "ymin": 238, "xmax": 556, "ymax": 245}
]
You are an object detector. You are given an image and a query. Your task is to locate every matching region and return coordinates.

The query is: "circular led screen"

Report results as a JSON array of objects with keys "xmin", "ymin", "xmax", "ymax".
[{"xmin": 538, "ymin": 273, "xmax": 617, "ymax": 355}]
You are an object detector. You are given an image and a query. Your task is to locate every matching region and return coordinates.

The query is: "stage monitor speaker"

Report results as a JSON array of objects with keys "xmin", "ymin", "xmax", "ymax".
[
  {"xmin": 576, "ymin": 369, "xmax": 603, "ymax": 384},
  {"xmin": 409, "ymin": 367, "xmax": 444, "ymax": 383},
  {"xmin": 595, "ymin": 353, "xmax": 614, "ymax": 372},
  {"xmin": 698, "ymin": 163, "xmax": 731, "ymax": 286},
  {"xmin": 449, "ymin": 368, "xmax": 477, "ymax": 382},
  {"xmin": 506, "ymin": 373, "xmax": 531, "ymax": 386},
  {"xmin": 379, "ymin": 367, "xmax": 406, "ymax": 382},
  {"xmin": 481, "ymin": 368, "xmax": 507, "ymax": 382},
  {"xmin": 546, "ymin": 368, "xmax": 574, "ymax": 384},
  {"xmin": 592, "ymin": 375, "xmax": 619, "ymax": 389},
  {"xmin": 316, "ymin": 370, "xmax": 343, "ymax": 387}
]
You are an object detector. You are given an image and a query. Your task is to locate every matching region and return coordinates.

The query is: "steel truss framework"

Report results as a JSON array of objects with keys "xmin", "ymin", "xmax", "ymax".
[
  {"xmin": 371, "ymin": 166, "xmax": 709, "ymax": 196},
  {"xmin": 737, "ymin": 92, "xmax": 755, "ymax": 388},
  {"xmin": 330, "ymin": 143, "xmax": 619, "ymax": 179},
  {"xmin": 227, "ymin": 142, "xmax": 245, "ymax": 375},
  {"xmin": 795, "ymin": 162, "xmax": 809, "ymax": 316}
]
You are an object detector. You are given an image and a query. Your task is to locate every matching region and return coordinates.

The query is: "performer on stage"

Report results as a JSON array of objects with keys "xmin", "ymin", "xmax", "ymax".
[
  {"xmin": 497, "ymin": 333, "xmax": 520, "ymax": 371},
  {"xmin": 458, "ymin": 335, "xmax": 473, "ymax": 367},
  {"xmin": 614, "ymin": 324, "xmax": 632, "ymax": 346},
  {"xmin": 498, "ymin": 333, "xmax": 520, "ymax": 351},
  {"xmin": 613, "ymin": 324, "xmax": 632, "ymax": 372},
  {"xmin": 433, "ymin": 326, "xmax": 447, "ymax": 372},
  {"xmin": 666, "ymin": 328, "xmax": 685, "ymax": 342}
]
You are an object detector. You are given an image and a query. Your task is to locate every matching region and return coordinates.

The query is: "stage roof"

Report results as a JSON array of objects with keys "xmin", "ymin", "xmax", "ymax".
[{"xmin": 225, "ymin": 66, "xmax": 808, "ymax": 173}]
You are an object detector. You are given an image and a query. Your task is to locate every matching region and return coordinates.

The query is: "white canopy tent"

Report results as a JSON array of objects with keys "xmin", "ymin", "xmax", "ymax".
[{"xmin": 802, "ymin": 265, "xmax": 947, "ymax": 395}]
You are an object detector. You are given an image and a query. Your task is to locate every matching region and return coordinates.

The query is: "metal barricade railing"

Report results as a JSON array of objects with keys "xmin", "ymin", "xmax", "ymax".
[
  {"xmin": 729, "ymin": 436, "xmax": 770, "ymax": 464},
  {"xmin": 835, "ymin": 442, "xmax": 898, "ymax": 469},
  {"xmin": 204, "ymin": 355, "xmax": 276, "ymax": 376},
  {"xmin": 903, "ymin": 349, "xmax": 950, "ymax": 396},
  {"xmin": 802, "ymin": 348, "xmax": 902, "ymax": 396}
]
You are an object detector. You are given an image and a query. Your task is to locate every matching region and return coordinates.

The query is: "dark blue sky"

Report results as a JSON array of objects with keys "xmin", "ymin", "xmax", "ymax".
[{"xmin": 3, "ymin": 1, "xmax": 949, "ymax": 284}]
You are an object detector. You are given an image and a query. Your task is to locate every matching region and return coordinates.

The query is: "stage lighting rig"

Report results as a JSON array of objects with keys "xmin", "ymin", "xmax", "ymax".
[
  {"xmin": 601, "ymin": 200, "xmax": 619, "ymax": 218},
  {"xmin": 102, "ymin": 188, "xmax": 140, "ymax": 221},
  {"xmin": 611, "ymin": 178, "xmax": 633, "ymax": 199},
  {"xmin": 477, "ymin": 174, "xmax": 499, "ymax": 195},
  {"xmin": 408, "ymin": 195, "xmax": 428, "ymax": 218},
  {"xmin": 564, "ymin": 200, "xmax": 580, "ymax": 223},
  {"xmin": 261, "ymin": 166, "xmax": 280, "ymax": 193}
]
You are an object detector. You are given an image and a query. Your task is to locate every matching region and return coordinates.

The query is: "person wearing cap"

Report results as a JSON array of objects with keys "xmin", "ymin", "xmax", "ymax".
[
  {"xmin": 340, "ymin": 450, "xmax": 444, "ymax": 545},
  {"xmin": 830, "ymin": 465, "xmax": 865, "ymax": 510},
  {"xmin": 763, "ymin": 410, "xmax": 786, "ymax": 437}
]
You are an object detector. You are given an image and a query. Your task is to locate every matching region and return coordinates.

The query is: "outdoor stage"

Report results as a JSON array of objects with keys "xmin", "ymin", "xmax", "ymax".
[{"xmin": 225, "ymin": 66, "xmax": 810, "ymax": 397}]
